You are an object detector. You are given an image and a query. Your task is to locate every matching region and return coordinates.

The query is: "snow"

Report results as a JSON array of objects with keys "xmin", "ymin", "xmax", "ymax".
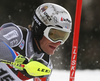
[{"xmin": 27, "ymin": 69, "xmax": 100, "ymax": 81}]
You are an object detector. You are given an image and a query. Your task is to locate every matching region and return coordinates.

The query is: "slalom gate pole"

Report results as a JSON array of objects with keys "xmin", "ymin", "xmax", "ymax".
[{"xmin": 69, "ymin": 0, "xmax": 82, "ymax": 81}]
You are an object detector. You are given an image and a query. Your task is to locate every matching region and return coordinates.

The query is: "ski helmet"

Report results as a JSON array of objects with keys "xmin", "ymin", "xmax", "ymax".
[{"xmin": 32, "ymin": 3, "xmax": 72, "ymax": 44}]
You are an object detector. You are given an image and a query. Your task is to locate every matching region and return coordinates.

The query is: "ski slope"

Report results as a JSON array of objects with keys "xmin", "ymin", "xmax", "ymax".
[{"xmin": 27, "ymin": 69, "xmax": 100, "ymax": 81}]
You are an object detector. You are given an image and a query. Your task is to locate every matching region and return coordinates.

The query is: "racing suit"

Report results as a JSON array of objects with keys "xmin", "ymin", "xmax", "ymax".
[{"xmin": 0, "ymin": 23, "xmax": 53, "ymax": 81}]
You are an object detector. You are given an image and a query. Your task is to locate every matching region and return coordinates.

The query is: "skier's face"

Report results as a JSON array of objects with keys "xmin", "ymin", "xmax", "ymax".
[{"xmin": 39, "ymin": 36, "xmax": 61, "ymax": 55}]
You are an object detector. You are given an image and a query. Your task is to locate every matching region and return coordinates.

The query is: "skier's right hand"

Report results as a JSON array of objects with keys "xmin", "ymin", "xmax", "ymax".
[
  {"xmin": 14, "ymin": 55, "xmax": 28, "ymax": 70},
  {"xmin": 14, "ymin": 55, "xmax": 51, "ymax": 76}
]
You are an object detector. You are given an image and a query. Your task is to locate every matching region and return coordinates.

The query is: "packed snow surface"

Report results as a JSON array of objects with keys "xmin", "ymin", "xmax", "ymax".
[{"xmin": 27, "ymin": 69, "xmax": 100, "ymax": 81}]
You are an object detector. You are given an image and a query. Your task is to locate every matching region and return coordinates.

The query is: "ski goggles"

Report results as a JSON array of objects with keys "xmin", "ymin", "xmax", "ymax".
[{"xmin": 44, "ymin": 27, "xmax": 71, "ymax": 44}]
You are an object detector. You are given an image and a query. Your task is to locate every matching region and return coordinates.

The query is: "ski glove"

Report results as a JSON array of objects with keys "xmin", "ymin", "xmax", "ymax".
[
  {"xmin": 14, "ymin": 55, "xmax": 28, "ymax": 70},
  {"xmin": 14, "ymin": 55, "xmax": 51, "ymax": 76}
]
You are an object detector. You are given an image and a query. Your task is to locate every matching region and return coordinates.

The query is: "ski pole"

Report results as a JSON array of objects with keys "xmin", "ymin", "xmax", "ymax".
[
  {"xmin": 0, "ymin": 59, "xmax": 51, "ymax": 77},
  {"xmin": 0, "ymin": 59, "xmax": 25, "ymax": 67},
  {"xmin": 69, "ymin": 0, "xmax": 82, "ymax": 81}
]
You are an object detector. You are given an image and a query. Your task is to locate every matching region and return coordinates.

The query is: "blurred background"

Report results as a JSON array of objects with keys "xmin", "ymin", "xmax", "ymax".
[{"xmin": 0, "ymin": 0, "xmax": 100, "ymax": 70}]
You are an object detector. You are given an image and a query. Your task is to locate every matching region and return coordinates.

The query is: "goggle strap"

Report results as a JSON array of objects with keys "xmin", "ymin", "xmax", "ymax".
[{"xmin": 33, "ymin": 11, "xmax": 47, "ymax": 31}]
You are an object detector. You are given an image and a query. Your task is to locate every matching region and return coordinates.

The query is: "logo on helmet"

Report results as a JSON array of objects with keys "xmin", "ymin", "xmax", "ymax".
[
  {"xmin": 44, "ymin": 12, "xmax": 52, "ymax": 21},
  {"xmin": 61, "ymin": 17, "xmax": 71, "ymax": 23},
  {"xmin": 65, "ymin": 26, "xmax": 69, "ymax": 29},
  {"xmin": 41, "ymin": 6, "xmax": 48, "ymax": 12}
]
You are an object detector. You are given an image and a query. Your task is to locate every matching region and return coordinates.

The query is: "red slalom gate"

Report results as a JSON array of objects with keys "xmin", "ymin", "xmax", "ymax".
[{"xmin": 69, "ymin": 0, "xmax": 82, "ymax": 81}]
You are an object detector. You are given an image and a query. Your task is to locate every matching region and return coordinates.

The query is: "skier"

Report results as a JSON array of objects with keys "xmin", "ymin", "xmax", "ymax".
[{"xmin": 0, "ymin": 3, "xmax": 72, "ymax": 81}]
